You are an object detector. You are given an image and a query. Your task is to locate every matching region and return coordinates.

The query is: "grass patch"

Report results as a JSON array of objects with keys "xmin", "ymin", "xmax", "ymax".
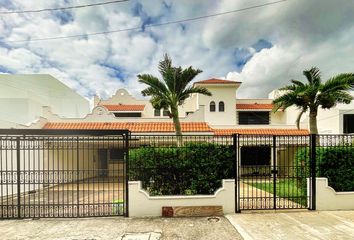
[{"xmin": 249, "ymin": 179, "xmax": 307, "ymax": 206}]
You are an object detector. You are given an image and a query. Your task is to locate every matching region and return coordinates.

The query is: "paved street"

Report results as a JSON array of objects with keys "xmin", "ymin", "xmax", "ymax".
[
  {"xmin": 227, "ymin": 210, "xmax": 354, "ymax": 240},
  {"xmin": 0, "ymin": 216, "xmax": 242, "ymax": 240}
]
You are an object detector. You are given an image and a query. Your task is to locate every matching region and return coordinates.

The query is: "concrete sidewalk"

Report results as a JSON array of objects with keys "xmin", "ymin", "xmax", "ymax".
[
  {"xmin": 0, "ymin": 216, "xmax": 242, "ymax": 240},
  {"xmin": 227, "ymin": 210, "xmax": 354, "ymax": 240}
]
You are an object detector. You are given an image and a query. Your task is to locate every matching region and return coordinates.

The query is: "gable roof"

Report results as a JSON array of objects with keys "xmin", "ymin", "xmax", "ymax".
[
  {"xmin": 214, "ymin": 128, "xmax": 309, "ymax": 136},
  {"xmin": 43, "ymin": 122, "xmax": 213, "ymax": 133},
  {"xmin": 194, "ymin": 78, "xmax": 241, "ymax": 84},
  {"xmin": 101, "ymin": 104, "xmax": 145, "ymax": 111}
]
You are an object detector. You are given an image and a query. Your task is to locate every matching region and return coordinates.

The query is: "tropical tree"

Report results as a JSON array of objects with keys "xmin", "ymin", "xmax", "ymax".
[
  {"xmin": 137, "ymin": 54, "xmax": 212, "ymax": 136},
  {"xmin": 273, "ymin": 67, "xmax": 354, "ymax": 134}
]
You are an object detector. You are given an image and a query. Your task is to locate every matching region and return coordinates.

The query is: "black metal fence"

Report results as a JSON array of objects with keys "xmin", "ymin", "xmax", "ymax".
[
  {"xmin": 316, "ymin": 134, "xmax": 354, "ymax": 192},
  {"xmin": 128, "ymin": 135, "xmax": 234, "ymax": 195},
  {"xmin": 0, "ymin": 129, "xmax": 129, "ymax": 219},
  {"xmin": 235, "ymin": 134, "xmax": 312, "ymax": 211},
  {"xmin": 2, "ymin": 130, "xmax": 352, "ymax": 218}
]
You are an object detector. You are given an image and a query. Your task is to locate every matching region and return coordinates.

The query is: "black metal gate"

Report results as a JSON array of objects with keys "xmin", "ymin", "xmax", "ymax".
[
  {"xmin": 234, "ymin": 134, "xmax": 316, "ymax": 212},
  {"xmin": 0, "ymin": 129, "xmax": 130, "ymax": 219}
]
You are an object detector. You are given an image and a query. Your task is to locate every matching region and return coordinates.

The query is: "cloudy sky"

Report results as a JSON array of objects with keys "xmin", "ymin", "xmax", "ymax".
[{"xmin": 0, "ymin": 0, "xmax": 354, "ymax": 100}]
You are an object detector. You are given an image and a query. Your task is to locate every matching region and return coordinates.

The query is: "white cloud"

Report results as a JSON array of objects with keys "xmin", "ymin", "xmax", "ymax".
[{"xmin": 0, "ymin": 0, "xmax": 354, "ymax": 101}]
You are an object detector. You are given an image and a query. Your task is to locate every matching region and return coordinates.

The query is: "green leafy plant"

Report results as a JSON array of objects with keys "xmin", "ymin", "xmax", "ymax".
[
  {"xmin": 294, "ymin": 146, "xmax": 354, "ymax": 191},
  {"xmin": 129, "ymin": 142, "xmax": 234, "ymax": 195}
]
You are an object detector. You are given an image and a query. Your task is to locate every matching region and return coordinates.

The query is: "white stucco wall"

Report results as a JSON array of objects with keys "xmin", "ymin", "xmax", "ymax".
[
  {"xmin": 0, "ymin": 74, "xmax": 89, "ymax": 126},
  {"xmin": 197, "ymin": 85, "xmax": 237, "ymax": 126},
  {"xmin": 128, "ymin": 179, "xmax": 235, "ymax": 217},
  {"xmin": 316, "ymin": 178, "xmax": 354, "ymax": 211},
  {"xmin": 97, "ymin": 89, "xmax": 198, "ymax": 119}
]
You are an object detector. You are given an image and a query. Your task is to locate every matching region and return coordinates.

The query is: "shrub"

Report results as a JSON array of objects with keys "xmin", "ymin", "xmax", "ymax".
[
  {"xmin": 295, "ymin": 146, "xmax": 354, "ymax": 192},
  {"xmin": 129, "ymin": 142, "xmax": 234, "ymax": 195}
]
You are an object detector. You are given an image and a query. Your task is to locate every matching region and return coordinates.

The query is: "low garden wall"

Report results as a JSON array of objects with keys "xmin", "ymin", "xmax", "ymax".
[
  {"xmin": 128, "ymin": 179, "xmax": 235, "ymax": 217},
  {"xmin": 316, "ymin": 178, "xmax": 354, "ymax": 211}
]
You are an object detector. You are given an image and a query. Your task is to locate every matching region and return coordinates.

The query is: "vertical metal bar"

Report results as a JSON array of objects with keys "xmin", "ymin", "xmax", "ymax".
[
  {"xmin": 310, "ymin": 134, "xmax": 316, "ymax": 210},
  {"xmin": 232, "ymin": 134, "xmax": 237, "ymax": 213},
  {"xmin": 273, "ymin": 135, "xmax": 277, "ymax": 210},
  {"xmin": 16, "ymin": 137, "xmax": 21, "ymax": 219},
  {"xmin": 125, "ymin": 132, "xmax": 129, "ymax": 217},
  {"xmin": 76, "ymin": 137, "xmax": 79, "ymax": 217},
  {"xmin": 234, "ymin": 134, "xmax": 241, "ymax": 213}
]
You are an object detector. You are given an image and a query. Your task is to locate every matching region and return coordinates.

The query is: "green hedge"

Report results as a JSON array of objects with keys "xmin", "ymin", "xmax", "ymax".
[
  {"xmin": 295, "ymin": 146, "xmax": 354, "ymax": 192},
  {"xmin": 129, "ymin": 142, "xmax": 234, "ymax": 195}
]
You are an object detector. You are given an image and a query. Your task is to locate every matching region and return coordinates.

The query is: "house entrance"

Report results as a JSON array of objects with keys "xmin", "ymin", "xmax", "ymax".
[
  {"xmin": 235, "ymin": 134, "xmax": 313, "ymax": 211},
  {"xmin": 0, "ymin": 129, "xmax": 130, "ymax": 219}
]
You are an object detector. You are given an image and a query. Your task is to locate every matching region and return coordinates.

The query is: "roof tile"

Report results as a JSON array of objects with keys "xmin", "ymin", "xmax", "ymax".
[
  {"xmin": 236, "ymin": 103, "xmax": 274, "ymax": 110},
  {"xmin": 214, "ymin": 128, "xmax": 309, "ymax": 136},
  {"xmin": 43, "ymin": 122, "xmax": 213, "ymax": 133},
  {"xmin": 101, "ymin": 104, "xmax": 145, "ymax": 111}
]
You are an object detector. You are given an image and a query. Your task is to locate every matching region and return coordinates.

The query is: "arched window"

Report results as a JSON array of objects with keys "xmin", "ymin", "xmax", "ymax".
[
  {"xmin": 219, "ymin": 101, "xmax": 225, "ymax": 112},
  {"xmin": 210, "ymin": 101, "xmax": 216, "ymax": 112}
]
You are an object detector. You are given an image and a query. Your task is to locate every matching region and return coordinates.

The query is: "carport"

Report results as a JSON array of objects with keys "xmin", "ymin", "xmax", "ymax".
[{"xmin": 0, "ymin": 129, "xmax": 129, "ymax": 219}]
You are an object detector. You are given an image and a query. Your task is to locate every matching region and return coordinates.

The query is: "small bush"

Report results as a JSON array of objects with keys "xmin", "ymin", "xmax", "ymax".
[
  {"xmin": 295, "ymin": 146, "xmax": 354, "ymax": 192},
  {"xmin": 129, "ymin": 142, "xmax": 234, "ymax": 195}
]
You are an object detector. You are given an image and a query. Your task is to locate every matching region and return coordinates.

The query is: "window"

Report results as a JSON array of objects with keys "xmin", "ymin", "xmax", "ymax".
[
  {"xmin": 210, "ymin": 101, "xmax": 216, "ymax": 112},
  {"xmin": 343, "ymin": 114, "xmax": 354, "ymax": 133},
  {"xmin": 154, "ymin": 109, "xmax": 161, "ymax": 117},
  {"xmin": 163, "ymin": 110, "xmax": 170, "ymax": 116},
  {"xmin": 109, "ymin": 149, "xmax": 125, "ymax": 162},
  {"xmin": 219, "ymin": 101, "xmax": 225, "ymax": 112},
  {"xmin": 114, "ymin": 112, "xmax": 141, "ymax": 117},
  {"xmin": 238, "ymin": 111, "xmax": 269, "ymax": 125},
  {"xmin": 241, "ymin": 146, "xmax": 271, "ymax": 166}
]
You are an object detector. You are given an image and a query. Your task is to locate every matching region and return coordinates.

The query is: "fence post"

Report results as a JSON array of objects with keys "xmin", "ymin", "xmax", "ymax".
[
  {"xmin": 272, "ymin": 135, "xmax": 277, "ymax": 210},
  {"xmin": 310, "ymin": 134, "xmax": 317, "ymax": 210},
  {"xmin": 16, "ymin": 137, "xmax": 21, "ymax": 219},
  {"xmin": 125, "ymin": 132, "xmax": 130, "ymax": 217},
  {"xmin": 233, "ymin": 134, "xmax": 241, "ymax": 213}
]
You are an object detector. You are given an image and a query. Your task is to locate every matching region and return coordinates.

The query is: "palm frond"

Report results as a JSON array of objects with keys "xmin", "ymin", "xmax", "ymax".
[
  {"xmin": 320, "ymin": 73, "xmax": 354, "ymax": 93},
  {"xmin": 291, "ymin": 79, "xmax": 305, "ymax": 87},
  {"xmin": 303, "ymin": 67, "xmax": 321, "ymax": 86},
  {"xmin": 178, "ymin": 86, "xmax": 211, "ymax": 104},
  {"xmin": 177, "ymin": 67, "xmax": 203, "ymax": 93},
  {"xmin": 137, "ymin": 74, "xmax": 169, "ymax": 97}
]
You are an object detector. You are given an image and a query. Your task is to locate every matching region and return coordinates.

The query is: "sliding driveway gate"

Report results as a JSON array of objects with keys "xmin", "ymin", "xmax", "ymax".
[
  {"xmin": 0, "ymin": 129, "xmax": 129, "ymax": 219},
  {"xmin": 235, "ymin": 134, "xmax": 316, "ymax": 212}
]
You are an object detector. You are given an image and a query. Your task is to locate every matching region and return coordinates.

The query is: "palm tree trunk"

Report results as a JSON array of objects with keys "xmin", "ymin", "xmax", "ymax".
[
  {"xmin": 309, "ymin": 109, "xmax": 318, "ymax": 134},
  {"xmin": 171, "ymin": 106, "xmax": 182, "ymax": 146},
  {"xmin": 296, "ymin": 110, "xmax": 305, "ymax": 130}
]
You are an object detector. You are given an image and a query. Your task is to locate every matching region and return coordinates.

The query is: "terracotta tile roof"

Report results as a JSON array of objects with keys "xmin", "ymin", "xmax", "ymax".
[
  {"xmin": 236, "ymin": 103, "xmax": 274, "ymax": 110},
  {"xmin": 43, "ymin": 122, "xmax": 213, "ymax": 133},
  {"xmin": 213, "ymin": 128, "xmax": 309, "ymax": 136},
  {"xmin": 194, "ymin": 78, "xmax": 241, "ymax": 84},
  {"xmin": 101, "ymin": 104, "xmax": 145, "ymax": 111}
]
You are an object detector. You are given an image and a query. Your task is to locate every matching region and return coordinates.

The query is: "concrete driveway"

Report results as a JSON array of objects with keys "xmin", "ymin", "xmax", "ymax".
[{"xmin": 227, "ymin": 210, "xmax": 354, "ymax": 240}]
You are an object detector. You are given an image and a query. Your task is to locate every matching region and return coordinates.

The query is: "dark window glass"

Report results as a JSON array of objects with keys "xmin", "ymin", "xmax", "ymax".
[
  {"xmin": 343, "ymin": 114, "xmax": 354, "ymax": 133},
  {"xmin": 210, "ymin": 101, "xmax": 216, "ymax": 112},
  {"xmin": 109, "ymin": 149, "xmax": 124, "ymax": 162},
  {"xmin": 154, "ymin": 109, "xmax": 161, "ymax": 116},
  {"xmin": 238, "ymin": 111, "xmax": 269, "ymax": 125},
  {"xmin": 241, "ymin": 146, "xmax": 271, "ymax": 165},
  {"xmin": 114, "ymin": 112, "xmax": 141, "ymax": 117},
  {"xmin": 219, "ymin": 101, "xmax": 225, "ymax": 112},
  {"xmin": 163, "ymin": 110, "xmax": 170, "ymax": 116}
]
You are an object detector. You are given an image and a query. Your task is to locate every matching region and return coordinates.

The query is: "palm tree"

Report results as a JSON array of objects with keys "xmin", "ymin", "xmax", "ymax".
[
  {"xmin": 273, "ymin": 67, "xmax": 354, "ymax": 134},
  {"xmin": 138, "ymin": 54, "xmax": 212, "ymax": 136}
]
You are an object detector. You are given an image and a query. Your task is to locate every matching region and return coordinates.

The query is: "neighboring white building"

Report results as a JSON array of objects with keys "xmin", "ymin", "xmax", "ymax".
[{"xmin": 0, "ymin": 74, "xmax": 90, "ymax": 126}]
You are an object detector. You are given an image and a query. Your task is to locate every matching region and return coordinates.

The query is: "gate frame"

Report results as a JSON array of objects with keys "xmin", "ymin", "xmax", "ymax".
[
  {"xmin": 0, "ymin": 128, "xmax": 131, "ymax": 218},
  {"xmin": 234, "ymin": 133, "xmax": 316, "ymax": 213}
]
